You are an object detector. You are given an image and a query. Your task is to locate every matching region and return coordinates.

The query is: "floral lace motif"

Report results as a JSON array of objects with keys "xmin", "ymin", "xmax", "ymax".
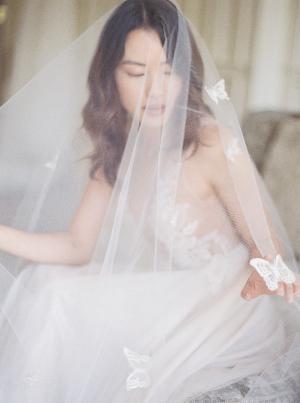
[
  {"xmin": 185, "ymin": 377, "xmax": 252, "ymax": 402},
  {"xmin": 150, "ymin": 168, "xmax": 231, "ymax": 269},
  {"xmin": 184, "ymin": 373, "xmax": 300, "ymax": 403}
]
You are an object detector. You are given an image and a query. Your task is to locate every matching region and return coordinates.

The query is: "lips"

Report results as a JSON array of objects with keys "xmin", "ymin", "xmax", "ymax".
[{"xmin": 143, "ymin": 105, "xmax": 166, "ymax": 116}]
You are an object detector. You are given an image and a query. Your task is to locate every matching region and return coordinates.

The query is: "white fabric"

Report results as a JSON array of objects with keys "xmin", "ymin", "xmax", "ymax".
[
  {"xmin": 0, "ymin": 234, "xmax": 288, "ymax": 402},
  {"xmin": 0, "ymin": 1, "xmax": 300, "ymax": 402}
]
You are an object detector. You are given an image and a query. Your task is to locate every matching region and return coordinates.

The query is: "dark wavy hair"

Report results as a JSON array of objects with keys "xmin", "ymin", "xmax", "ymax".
[{"xmin": 82, "ymin": 0, "xmax": 214, "ymax": 186}]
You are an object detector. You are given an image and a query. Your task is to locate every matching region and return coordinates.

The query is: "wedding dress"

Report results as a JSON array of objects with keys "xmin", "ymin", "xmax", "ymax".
[
  {"xmin": 0, "ymin": 1, "xmax": 300, "ymax": 402},
  {"xmin": 1, "ymin": 157, "xmax": 299, "ymax": 402}
]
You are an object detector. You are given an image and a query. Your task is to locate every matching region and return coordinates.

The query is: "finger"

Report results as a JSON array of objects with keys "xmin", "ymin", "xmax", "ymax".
[
  {"xmin": 264, "ymin": 254, "xmax": 273, "ymax": 262},
  {"xmin": 284, "ymin": 283, "xmax": 294, "ymax": 304},
  {"xmin": 241, "ymin": 280, "xmax": 257, "ymax": 300},
  {"xmin": 260, "ymin": 279, "xmax": 276, "ymax": 296},
  {"xmin": 292, "ymin": 282, "xmax": 298, "ymax": 297},
  {"xmin": 294, "ymin": 281, "xmax": 300, "ymax": 297},
  {"xmin": 276, "ymin": 282, "xmax": 285, "ymax": 297},
  {"xmin": 241, "ymin": 282, "xmax": 252, "ymax": 300}
]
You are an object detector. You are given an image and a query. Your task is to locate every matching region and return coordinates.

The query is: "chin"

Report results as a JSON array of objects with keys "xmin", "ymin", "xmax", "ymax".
[
  {"xmin": 139, "ymin": 109, "xmax": 171, "ymax": 128},
  {"xmin": 141, "ymin": 116, "xmax": 165, "ymax": 128}
]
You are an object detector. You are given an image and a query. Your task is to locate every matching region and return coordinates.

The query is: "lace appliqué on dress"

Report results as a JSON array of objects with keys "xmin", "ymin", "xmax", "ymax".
[
  {"xmin": 185, "ymin": 377, "xmax": 253, "ymax": 402},
  {"xmin": 150, "ymin": 169, "xmax": 232, "ymax": 269},
  {"xmin": 123, "ymin": 347, "xmax": 152, "ymax": 391},
  {"xmin": 185, "ymin": 342, "xmax": 300, "ymax": 403}
]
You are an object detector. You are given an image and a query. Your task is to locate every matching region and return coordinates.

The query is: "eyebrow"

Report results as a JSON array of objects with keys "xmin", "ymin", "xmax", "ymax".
[{"xmin": 120, "ymin": 60, "xmax": 168, "ymax": 66}]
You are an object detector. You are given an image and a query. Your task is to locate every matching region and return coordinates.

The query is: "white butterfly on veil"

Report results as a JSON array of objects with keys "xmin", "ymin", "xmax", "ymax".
[
  {"xmin": 24, "ymin": 372, "xmax": 40, "ymax": 387},
  {"xmin": 249, "ymin": 254, "xmax": 296, "ymax": 291},
  {"xmin": 123, "ymin": 347, "xmax": 152, "ymax": 391},
  {"xmin": 204, "ymin": 78, "xmax": 230, "ymax": 104},
  {"xmin": 44, "ymin": 151, "xmax": 59, "ymax": 171}
]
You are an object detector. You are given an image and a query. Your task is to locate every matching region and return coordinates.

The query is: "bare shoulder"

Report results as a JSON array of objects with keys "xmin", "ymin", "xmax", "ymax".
[
  {"xmin": 88, "ymin": 169, "xmax": 112, "ymax": 193},
  {"xmin": 193, "ymin": 120, "xmax": 229, "ymax": 167},
  {"xmin": 82, "ymin": 171, "xmax": 112, "ymax": 205},
  {"xmin": 184, "ymin": 119, "xmax": 234, "ymax": 190},
  {"xmin": 198, "ymin": 117, "xmax": 234, "ymax": 150}
]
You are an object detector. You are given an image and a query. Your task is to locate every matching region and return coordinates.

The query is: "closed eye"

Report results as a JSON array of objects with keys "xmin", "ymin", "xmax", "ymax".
[
  {"xmin": 126, "ymin": 71, "xmax": 171, "ymax": 78},
  {"xmin": 126, "ymin": 72, "xmax": 145, "ymax": 77}
]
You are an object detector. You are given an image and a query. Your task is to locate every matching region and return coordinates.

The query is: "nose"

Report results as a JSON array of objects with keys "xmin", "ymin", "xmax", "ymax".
[{"xmin": 145, "ymin": 71, "xmax": 164, "ymax": 101}]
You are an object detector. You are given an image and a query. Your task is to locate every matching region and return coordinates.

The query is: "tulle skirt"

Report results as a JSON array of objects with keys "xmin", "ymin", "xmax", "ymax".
[{"xmin": 0, "ymin": 243, "xmax": 300, "ymax": 402}]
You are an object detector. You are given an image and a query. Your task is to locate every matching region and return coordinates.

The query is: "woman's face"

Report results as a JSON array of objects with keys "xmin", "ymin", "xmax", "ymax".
[{"xmin": 115, "ymin": 28, "xmax": 182, "ymax": 127}]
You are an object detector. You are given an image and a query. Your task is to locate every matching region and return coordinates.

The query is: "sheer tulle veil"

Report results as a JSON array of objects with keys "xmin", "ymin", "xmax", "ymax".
[{"xmin": 0, "ymin": 0, "xmax": 300, "ymax": 401}]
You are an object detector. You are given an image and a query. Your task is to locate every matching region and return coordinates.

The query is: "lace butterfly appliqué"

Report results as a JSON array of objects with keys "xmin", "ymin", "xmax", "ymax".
[
  {"xmin": 205, "ymin": 79, "xmax": 230, "ymax": 104},
  {"xmin": 123, "ymin": 347, "xmax": 152, "ymax": 391},
  {"xmin": 249, "ymin": 254, "xmax": 296, "ymax": 291}
]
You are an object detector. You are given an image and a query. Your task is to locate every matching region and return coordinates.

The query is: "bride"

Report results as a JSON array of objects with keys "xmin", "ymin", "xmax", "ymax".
[{"xmin": 0, "ymin": 0, "xmax": 300, "ymax": 401}]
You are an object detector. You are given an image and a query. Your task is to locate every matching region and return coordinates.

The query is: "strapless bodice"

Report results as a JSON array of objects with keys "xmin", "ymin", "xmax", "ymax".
[{"xmin": 147, "ymin": 163, "xmax": 242, "ymax": 269}]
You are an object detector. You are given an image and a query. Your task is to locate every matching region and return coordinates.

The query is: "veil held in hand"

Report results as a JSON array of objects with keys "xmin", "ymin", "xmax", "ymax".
[{"xmin": 0, "ymin": 0, "xmax": 300, "ymax": 401}]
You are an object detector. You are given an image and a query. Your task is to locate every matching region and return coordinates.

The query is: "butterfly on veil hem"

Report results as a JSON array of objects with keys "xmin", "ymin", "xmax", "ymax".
[
  {"xmin": 249, "ymin": 254, "xmax": 296, "ymax": 291},
  {"xmin": 123, "ymin": 347, "xmax": 152, "ymax": 391}
]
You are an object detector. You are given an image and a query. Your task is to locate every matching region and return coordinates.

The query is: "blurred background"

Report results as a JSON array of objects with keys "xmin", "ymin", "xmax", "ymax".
[{"xmin": 0, "ymin": 0, "xmax": 299, "ymax": 259}]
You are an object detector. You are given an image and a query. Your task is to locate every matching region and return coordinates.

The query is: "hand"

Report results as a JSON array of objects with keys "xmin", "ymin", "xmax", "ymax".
[{"xmin": 241, "ymin": 254, "xmax": 300, "ymax": 303}]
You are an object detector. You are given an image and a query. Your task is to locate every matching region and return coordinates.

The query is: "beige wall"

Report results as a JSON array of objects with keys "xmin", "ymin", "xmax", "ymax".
[
  {"xmin": 1, "ymin": 0, "xmax": 300, "ymax": 118},
  {"xmin": 181, "ymin": 0, "xmax": 300, "ymax": 117},
  {"xmin": 0, "ymin": 0, "xmax": 299, "ymax": 256}
]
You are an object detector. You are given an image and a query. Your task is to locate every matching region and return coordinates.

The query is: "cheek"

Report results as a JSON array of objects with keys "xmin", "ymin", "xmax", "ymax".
[
  {"xmin": 172, "ymin": 76, "xmax": 183, "ymax": 99},
  {"xmin": 164, "ymin": 76, "xmax": 183, "ymax": 104},
  {"xmin": 115, "ymin": 73, "xmax": 143, "ymax": 114}
]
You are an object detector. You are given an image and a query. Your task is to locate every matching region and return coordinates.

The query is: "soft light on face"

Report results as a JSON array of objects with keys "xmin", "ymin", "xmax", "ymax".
[{"xmin": 114, "ymin": 28, "xmax": 182, "ymax": 127}]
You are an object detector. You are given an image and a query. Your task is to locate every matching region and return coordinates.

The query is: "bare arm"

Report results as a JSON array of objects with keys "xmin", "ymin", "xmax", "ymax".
[
  {"xmin": 200, "ymin": 124, "xmax": 300, "ymax": 302},
  {"xmin": 201, "ymin": 125, "xmax": 283, "ymax": 257},
  {"xmin": 0, "ymin": 171, "xmax": 112, "ymax": 266}
]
